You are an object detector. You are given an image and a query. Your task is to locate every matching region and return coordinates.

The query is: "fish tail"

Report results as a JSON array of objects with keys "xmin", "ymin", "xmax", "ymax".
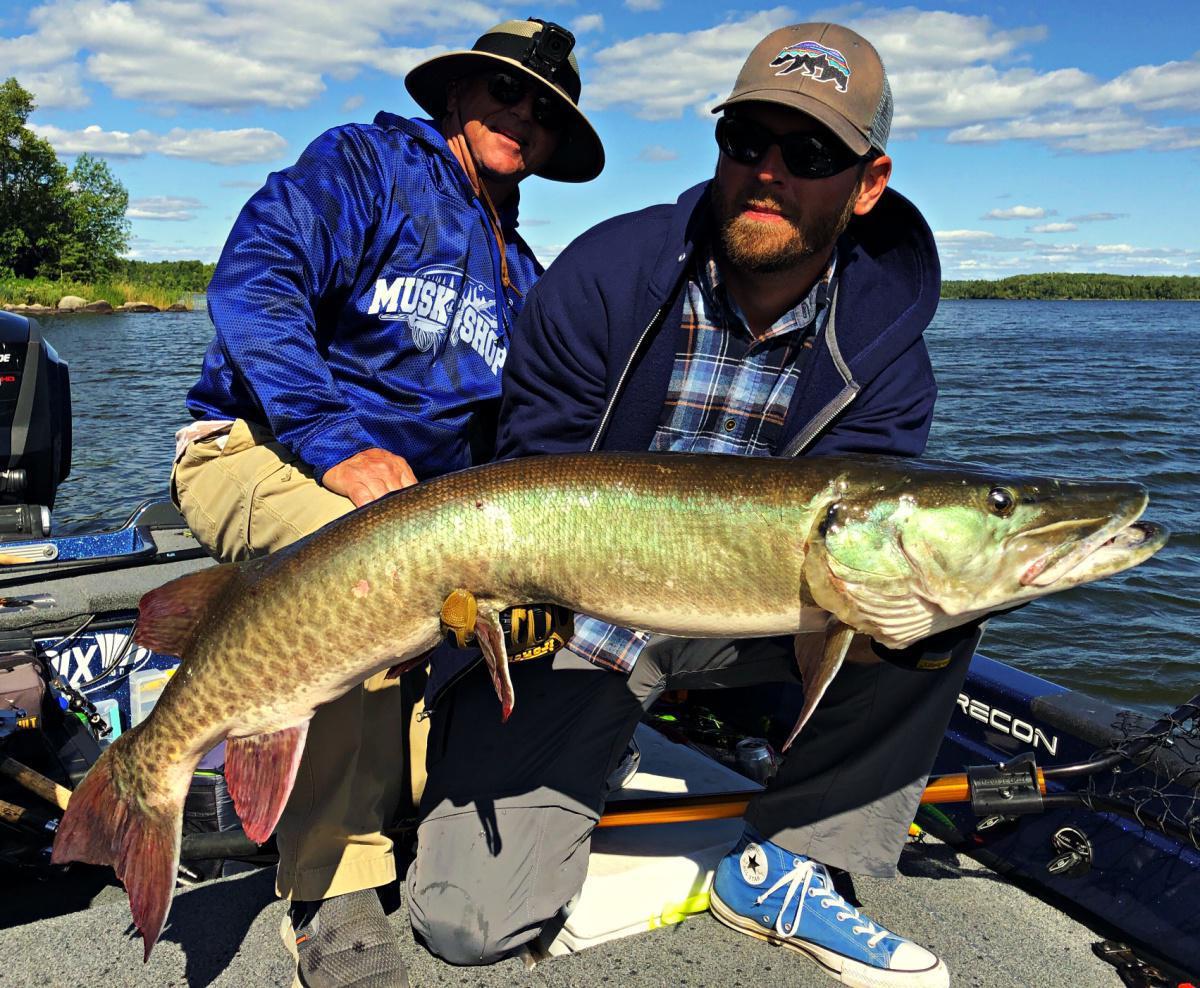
[{"xmin": 51, "ymin": 729, "xmax": 189, "ymax": 961}]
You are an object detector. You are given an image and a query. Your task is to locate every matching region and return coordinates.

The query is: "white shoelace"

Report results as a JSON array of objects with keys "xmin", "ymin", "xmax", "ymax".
[{"xmin": 756, "ymin": 858, "xmax": 894, "ymax": 949}]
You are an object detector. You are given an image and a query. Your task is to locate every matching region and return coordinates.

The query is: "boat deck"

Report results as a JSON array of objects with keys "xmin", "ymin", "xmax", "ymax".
[{"xmin": 0, "ymin": 836, "xmax": 1125, "ymax": 988}]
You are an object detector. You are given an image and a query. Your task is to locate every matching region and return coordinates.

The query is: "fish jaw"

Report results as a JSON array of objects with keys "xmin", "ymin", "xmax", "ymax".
[{"xmin": 1024, "ymin": 513, "xmax": 1168, "ymax": 589}]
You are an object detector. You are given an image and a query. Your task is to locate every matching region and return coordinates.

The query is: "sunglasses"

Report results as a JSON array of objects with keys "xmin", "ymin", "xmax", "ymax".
[
  {"xmin": 715, "ymin": 116, "xmax": 868, "ymax": 180},
  {"xmin": 485, "ymin": 71, "xmax": 568, "ymax": 132}
]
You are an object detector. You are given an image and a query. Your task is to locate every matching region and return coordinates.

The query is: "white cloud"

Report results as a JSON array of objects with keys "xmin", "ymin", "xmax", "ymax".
[
  {"xmin": 527, "ymin": 241, "xmax": 569, "ymax": 267},
  {"xmin": 586, "ymin": 6, "xmax": 1200, "ymax": 155},
  {"xmin": 125, "ymin": 235, "xmax": 221, "ymax": 263},
  {"xmin": 341, "ymin": 94, "xmax": 366, "ymax": 113},
  {"xmin": 935, "ymin": 229, "xmax": 1037, "ymax": 252},
  {"xmin": 1028, "ymin": 222, "xmax": 1078, "ymax": 233},
  {"xmin": 30, "ymin": 123, "xmax": 287, "ymax": 165},
  {"xmin": 589, "ymin": 8, "xmax": 795, "ymax": 120},
  {"xmin": 624, "ymin": 0, "xmax": 662, "ymax": 10},
  {"xmin": 573, "ymin": 14, "xmax": 604, "ymax": 35},
  {"xmin": 638, "ymin": 144, "xmax": 679, "ymax": 162},
  {"xmin": 4, "ymin": 0, "xmax": 498, "ymax": 112},
  {"xmin": 983, "ymin": 205, "xmax": 1052, "ymax": 220},
  {"xmin": 1076, "ymin": 57, "xmax": 1200, "ymax": 113},
  {"xmin": 937, "ymin": 228, "xmax": 1200, "ymax": 277},
  {"xmin": 157, "ymin": 128, "xmax": 288, "ymax": 164},
  {"xmin": 127, "ymin": 196, "xmax": 204, "ymax": 221},
  {"xmin": 1069, "ymin": 212, "xmax": 1127, "ymax": 223},
  {"xmin": 947, "ymin": 109, "xmax": 1200, "ymax": 153},
  {"xmin": 6, "ymin": 67, "xmax": 89, "ymax": 110}
]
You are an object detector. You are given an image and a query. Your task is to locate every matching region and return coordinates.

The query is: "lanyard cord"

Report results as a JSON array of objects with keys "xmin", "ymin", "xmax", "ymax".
[{"xmin": 444, "ymin": 110, "xmax": 522, "ymax": 299}]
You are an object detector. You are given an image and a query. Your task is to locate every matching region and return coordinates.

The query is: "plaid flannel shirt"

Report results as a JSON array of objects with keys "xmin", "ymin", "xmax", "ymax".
[{"xmin": 565, "ymin": 247, "xmax": 838, "ymax": 674}]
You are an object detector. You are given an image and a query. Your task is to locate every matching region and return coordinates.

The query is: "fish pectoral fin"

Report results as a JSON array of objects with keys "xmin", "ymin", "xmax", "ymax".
[
  {"xmin": 474, "ymin": 608, "xmax": 515, "ymax": 723},
  {"xmin": 224, "ymin": 722, "xmax": 311, "ymax": 845},
  {"xmin": 782, "ymin": 620, "xmax": 856, "ymax": 752},
  {"xmin": 134, "ymin": 564, "xmax": 244, "ymax": 658}
]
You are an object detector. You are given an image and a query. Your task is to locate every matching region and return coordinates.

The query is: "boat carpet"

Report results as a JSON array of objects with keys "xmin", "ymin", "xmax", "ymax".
[{"xmin": 0, "ymin": 835, "xmax": 1118, "ymax": 987}]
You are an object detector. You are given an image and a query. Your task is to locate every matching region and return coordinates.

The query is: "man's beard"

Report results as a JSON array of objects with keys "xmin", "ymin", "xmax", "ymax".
[{"xmin": 715, "ymin": 182, "xmax": 859, "ymax": 274}]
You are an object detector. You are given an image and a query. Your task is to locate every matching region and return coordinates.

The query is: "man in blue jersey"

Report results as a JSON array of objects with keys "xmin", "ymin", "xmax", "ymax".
[{"xmin": 171, "ymin": 19, "xmax": 603, "ymax": 987}]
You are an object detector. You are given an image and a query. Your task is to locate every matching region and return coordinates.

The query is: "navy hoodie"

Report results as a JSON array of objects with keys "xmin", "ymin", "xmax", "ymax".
[
  {"xmin": 496, "ymin": 180, "xmax": 941, "ymax": 461},
  {"xmin": 429, "ymin": 180, "xmax": 956, "ymax": 703}
]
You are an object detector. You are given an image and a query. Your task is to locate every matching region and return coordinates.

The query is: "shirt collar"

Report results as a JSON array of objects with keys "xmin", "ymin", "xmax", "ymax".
[{"xmin": 700, "ymin": 246, "xmax": 838, "ymax": 342}]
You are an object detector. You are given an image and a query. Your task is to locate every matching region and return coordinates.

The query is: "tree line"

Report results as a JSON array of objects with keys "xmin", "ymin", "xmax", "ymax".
[
  {"xmin": 942, "ymin": 273, "xmax": 1200, "ymax": 300},
  {"xmin": 117, "ymin": 259, "xmax": 215, "ymax": 293}
]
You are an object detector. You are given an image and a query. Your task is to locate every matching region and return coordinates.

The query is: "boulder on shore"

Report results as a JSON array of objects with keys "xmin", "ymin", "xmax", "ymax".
[
  {"xmin": 57, "ymin": 295, "xmax": 88, "ymax": 311},
  {"xmin": 82, "ymin": 300, "xmax": 114, "ymax": 314},
  {"xmin": 3, "ymin": 303, "xmax": 56, "ymax": 316},
  {"xmin": 166, "ymin": 302, "xmax": 189, "ymax": 312},
  {"xmin": 117, "ymin": 301, "xmax": 161, "ymax": 313}
]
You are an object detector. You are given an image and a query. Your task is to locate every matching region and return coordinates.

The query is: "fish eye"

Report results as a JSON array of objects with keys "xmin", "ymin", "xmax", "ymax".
[
  {"xmin": 987, "ymin": 487, "xmax": 1016, "ymax": 517},
  {"xmin": 819, "ymin": 502, "xmax": 842, "ymax": 537}
]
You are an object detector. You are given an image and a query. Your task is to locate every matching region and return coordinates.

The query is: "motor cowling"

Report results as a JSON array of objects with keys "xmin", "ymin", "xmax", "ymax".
[{"xmin": 0, "ymin": 311, "xmax": 71, "ymax": 531}]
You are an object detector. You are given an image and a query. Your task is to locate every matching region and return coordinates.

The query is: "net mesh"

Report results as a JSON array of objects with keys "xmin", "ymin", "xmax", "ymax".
[{"xmin": 1084, "ymin": 696, "xmax": 1200, "ymax": 849}]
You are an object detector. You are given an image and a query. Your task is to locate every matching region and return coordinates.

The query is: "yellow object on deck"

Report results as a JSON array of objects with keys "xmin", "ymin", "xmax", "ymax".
[{"xmin": 648, "ymin": 892, "xmax": 711, "ymax": 929}]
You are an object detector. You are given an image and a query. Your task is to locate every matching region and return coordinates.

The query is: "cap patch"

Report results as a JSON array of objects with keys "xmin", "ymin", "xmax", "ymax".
[{"xmin": 770, "ymin": 41, "xmax": 850, "ymax": 93}]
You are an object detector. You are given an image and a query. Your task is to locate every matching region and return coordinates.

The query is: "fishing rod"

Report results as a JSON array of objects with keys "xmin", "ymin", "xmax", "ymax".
[
  {"xmin": 597, "ymin": 687, "xmax": 1200, "ymax": 849},
  {"xmin": 10, "ymin": 689, "xmax": 1199, "ymax": 862}
]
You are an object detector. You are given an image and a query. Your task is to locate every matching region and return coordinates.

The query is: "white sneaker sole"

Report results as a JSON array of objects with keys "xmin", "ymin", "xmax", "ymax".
[
  {"xmin": 279, "ymin": 911, "xmax": 302, "ymax": 988},
  {"xmin": 709, "ymin": 888, "xmax": 949, "ymax": 988}
]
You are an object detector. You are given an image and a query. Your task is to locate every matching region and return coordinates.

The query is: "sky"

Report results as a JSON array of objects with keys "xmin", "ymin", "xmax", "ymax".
[{"xmin": 4, "ymin": 0, "xmax": 1199, "ymax": 279}]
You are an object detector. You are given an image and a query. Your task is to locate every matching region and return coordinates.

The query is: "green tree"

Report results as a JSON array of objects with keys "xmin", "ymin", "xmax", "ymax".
[
  {"xmin": 57, "ymin": 153, "xmax": 130, "ymax": 281},
  {"xmin": 1, "ymin": 78, "xmax": 130, "ymax": 281},
  {"xmin": 0, "ymin": 77, "xmax": 68, "ymax": 277}
]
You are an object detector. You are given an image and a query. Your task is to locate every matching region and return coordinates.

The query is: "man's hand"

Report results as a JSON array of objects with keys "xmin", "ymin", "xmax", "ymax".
[{"xmin": 322, "ymin": 448, "xmax": 418, "ymax": 507}]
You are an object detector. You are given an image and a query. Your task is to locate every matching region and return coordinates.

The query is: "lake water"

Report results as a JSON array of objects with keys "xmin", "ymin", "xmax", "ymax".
[{"xmin": 39, "ymin": 301, "xmax": 1200, "ymax": 713}]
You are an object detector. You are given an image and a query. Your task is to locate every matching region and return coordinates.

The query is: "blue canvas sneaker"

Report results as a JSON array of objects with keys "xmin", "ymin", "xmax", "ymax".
[{"xmin": 710, "ymin": 830, "xmax": 948, "ymax": 988}]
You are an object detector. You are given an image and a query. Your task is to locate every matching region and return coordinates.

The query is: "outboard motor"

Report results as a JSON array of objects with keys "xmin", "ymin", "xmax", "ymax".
[{"xmin": 0, "ymin": 311, "xmax": 71, "ymax": 536}]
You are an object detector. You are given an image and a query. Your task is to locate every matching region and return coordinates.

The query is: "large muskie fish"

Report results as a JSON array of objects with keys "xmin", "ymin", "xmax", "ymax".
[{"xmin": 51, "ymin": 453, "xmax": 1167, "ymax": 956}]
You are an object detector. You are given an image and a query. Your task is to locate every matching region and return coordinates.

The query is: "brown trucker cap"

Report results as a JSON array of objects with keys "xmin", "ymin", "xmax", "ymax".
[{"xmin": 712, "ymin": 23, "xmax": 892, "ymax": 156}]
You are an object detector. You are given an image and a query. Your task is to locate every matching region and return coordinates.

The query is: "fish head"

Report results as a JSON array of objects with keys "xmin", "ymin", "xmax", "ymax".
[{"xmin": 802, "ymin": 459, "xmax": 1168, "ymax": 649}]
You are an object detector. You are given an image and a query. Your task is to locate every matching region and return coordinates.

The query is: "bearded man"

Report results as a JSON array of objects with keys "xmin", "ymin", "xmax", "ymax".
[{"xmin": 410, "ymin": 22, "xmax": 972, "ymax": 988}]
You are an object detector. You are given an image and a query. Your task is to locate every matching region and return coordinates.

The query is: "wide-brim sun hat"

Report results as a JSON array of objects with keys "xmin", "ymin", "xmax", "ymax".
[{"xmin": 405, "ymin": 18, "xmax": 605, "ymax": 183}]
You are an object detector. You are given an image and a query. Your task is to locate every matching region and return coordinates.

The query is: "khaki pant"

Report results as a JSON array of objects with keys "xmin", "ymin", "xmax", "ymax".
[{"xmin": 172, "ymin": 419, "xmax": 415, "ymax": 901}]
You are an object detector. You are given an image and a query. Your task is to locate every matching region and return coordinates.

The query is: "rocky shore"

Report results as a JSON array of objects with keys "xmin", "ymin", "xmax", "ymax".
[{"xmin": 2, "ymin": 294, "xmax": 190, "ymax": 315}]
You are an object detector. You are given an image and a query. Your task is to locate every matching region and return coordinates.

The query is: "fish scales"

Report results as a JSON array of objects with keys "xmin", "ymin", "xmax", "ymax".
[
  {"xmin": 48, "ymin": 451, "xmax": 1168, "ymax": 959},
  {"xmin": 122, "ymin": 455, "xmax": 826, "ymax": 803}
]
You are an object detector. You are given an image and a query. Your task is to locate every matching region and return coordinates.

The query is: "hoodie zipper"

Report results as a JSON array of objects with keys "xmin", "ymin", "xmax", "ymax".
[
  {"xmin": 780, "ymin": 280, "xmax": 860, "ymax": 458},
  {"xmin": 590, "ymin": 254, "xmax": 692, "ymax": 452}
]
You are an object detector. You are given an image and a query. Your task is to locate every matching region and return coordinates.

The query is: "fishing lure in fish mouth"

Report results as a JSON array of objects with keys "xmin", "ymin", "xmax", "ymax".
[{"xmin": 48, "ymin": 451, "xmax": 1167, "ymax": 959}]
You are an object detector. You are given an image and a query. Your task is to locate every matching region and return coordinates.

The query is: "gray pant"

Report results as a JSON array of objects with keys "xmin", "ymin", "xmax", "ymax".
[{"xmin": 407, "ymin": 631, "xmax": 977, "ymax": 965}]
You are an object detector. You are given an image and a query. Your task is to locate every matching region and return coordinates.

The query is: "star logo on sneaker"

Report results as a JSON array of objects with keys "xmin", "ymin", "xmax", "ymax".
[{"xmin": 739, "ymin": 843, "xmax": 768, "ymax": 885}]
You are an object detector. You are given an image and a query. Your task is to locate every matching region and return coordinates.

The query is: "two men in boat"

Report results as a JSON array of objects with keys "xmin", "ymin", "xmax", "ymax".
[{"xmin": 177, "ymin": 17, "xmax": 971, "ymax": 988}]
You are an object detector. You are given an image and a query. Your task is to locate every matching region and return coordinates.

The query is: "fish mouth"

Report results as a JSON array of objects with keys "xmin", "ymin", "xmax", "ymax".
[{"xmin": 1022, "ymin": 515, "xmax": 1168, "ymax": 587}]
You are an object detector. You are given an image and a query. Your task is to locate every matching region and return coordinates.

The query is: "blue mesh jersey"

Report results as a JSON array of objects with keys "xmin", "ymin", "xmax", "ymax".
[{"xmin": 186, "ymin": 111, "xmax": 543, "ymax": 481}]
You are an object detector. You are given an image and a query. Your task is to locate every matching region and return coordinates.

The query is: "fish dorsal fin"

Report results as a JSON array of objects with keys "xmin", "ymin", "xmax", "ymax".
[
  {"xmin": 224, "ymin": 723, "xmax": 311, "ymax": 845},
  {"xmin": 134, "ymin": 564, "xmax": 243, "ymax": 658}
]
